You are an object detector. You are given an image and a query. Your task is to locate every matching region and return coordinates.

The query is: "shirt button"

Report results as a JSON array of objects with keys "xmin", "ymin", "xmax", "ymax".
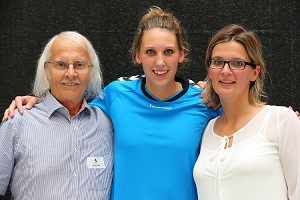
[
  {"xmin": 73, "ymin": 125, "xmax": 76, "ymax": 129},
  {"xmin": 73, "ymin": 172, "xmax": 76, "ymax": 177},
  {"xmin": 74, "ymin": 148, "xmax": 77, "ymax": 153}
]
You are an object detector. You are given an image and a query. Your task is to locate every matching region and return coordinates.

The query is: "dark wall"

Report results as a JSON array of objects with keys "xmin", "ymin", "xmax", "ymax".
[{"xmin": 0, "ymin": 0, "xmax": 299, "ymax": 198}]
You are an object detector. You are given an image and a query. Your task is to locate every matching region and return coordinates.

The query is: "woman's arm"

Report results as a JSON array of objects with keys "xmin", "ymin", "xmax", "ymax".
[{"xmin": 2, "ymin": 96, "xmax": 40, "ymax": 121}]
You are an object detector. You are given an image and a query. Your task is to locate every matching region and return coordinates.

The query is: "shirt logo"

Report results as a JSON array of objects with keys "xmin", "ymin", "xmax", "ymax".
[{"xmin": 149, "ymin": 104, "xmax": 172, "ymax": 110}]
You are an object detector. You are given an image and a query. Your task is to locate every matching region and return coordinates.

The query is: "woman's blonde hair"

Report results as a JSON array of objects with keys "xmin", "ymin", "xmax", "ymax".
[{"xmin": 203, "ymin": 24, "xmax": 266, "ymax": 107}]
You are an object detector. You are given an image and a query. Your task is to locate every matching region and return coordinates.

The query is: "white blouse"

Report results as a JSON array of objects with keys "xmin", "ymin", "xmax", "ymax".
[{"xmin": 193, "ymin": 105, "xmax": 300, "ymax": 200}]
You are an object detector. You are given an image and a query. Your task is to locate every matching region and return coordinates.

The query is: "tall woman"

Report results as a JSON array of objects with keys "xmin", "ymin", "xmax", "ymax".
[
  {"xmin": 85, "ymin": 6, "xmax": 220, "ymax": 200},
  {"xmin": 89, "ymin": 7, "xmax": 220, "ymax": 199}
]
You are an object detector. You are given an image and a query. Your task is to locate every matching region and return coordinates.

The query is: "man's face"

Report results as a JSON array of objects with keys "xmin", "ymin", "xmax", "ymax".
[{"xmin": 46, "ymin": 37, "xmax": 92, "ymax": 107}]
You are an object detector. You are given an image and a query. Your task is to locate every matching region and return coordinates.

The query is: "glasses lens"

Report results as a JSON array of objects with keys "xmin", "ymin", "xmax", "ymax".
[
  {"xmin": 229, "ymin": 60, "xmax": 245, "ymax": 70},
  {"xmin": 54, "ymin": 61, "xmax": 68, "ymax": 70},
  {"xmin": 74, "ymin": 61, "xmax": 87, "ymax": 70},
  {"xmin": 210, "ymin": 59, "xmax": 224, "ymax": 69}
]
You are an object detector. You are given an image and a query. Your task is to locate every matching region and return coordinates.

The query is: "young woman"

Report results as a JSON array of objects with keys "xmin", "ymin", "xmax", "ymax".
[
  {"xmin": 193, "ymin": 24, "xmax": 300, "ymax": 200},
  {"xmin": 88, "ymin": 7, "xmax": 220, "ymax": 200}
]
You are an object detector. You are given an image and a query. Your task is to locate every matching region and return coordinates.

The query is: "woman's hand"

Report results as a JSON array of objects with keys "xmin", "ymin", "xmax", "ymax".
[
  {"xmin": 289, "ymin": 106, "xmax": 300, "ymax": 119},
  {"xmin": 2, "ymin": 96, "xmax": 40, "ymax": 121}
]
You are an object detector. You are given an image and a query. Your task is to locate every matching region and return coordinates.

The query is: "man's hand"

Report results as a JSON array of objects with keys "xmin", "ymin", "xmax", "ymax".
[{"xmin": 2, "ymin": 96, "xmax": 40, "ymax": 121}]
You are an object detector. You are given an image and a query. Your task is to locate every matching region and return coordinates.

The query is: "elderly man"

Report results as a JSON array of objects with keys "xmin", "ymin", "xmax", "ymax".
[{"xmin": 0, "ymin": 31, "xmax": 113, "ymax": 200}]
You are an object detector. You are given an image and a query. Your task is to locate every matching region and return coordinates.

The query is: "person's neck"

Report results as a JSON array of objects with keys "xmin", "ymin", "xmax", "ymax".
[
  {"xmin": 215, "ymin": 97, "xmax": 265, "ymax": 136},
  {"xmin": 61, "ymin": 100, "xmax": 84, "ymax": 119},
  {"xmin": 221, "ymin": 98, "xmax": 252, "ymax": 118},
  {"xmin": 146, "ymin": 81, "xmax": 182, "ymax": 100}
]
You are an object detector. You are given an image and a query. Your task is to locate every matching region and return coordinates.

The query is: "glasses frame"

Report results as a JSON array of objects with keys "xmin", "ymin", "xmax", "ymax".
[
  {"xmin": 208, "ymin": 59, "xmax": 256, "ymax": 70},
  {"xmin": 44, "ymin": 60, "xmax": 92, "ymax": 71}
]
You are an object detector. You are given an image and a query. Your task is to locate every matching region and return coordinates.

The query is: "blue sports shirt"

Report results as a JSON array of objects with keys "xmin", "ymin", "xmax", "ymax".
[{"xmin": 90, "ymin": 76, "xmax": 221, "ymax": 200}]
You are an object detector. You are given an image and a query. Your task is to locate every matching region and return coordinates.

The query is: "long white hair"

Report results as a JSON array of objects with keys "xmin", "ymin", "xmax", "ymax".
[{"xmin": 32, "ymin": 31, "xmax": 103, "ymax": 99}]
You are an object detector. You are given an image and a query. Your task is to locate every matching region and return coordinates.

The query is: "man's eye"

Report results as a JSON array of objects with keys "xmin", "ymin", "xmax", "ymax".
[
  {"xmin": 146, "ymin": 49, "xmax": 155, "ymax": 54},
  {"xmin": 75, "ymin": 62, "xmax": 85, "ymax": 68},
  {"xmin": 165, "ymin": 49, "xmax": 173, "ymax": 55},
  {"xmin": 56, "ymin": 61, "xmax": 66, "ymax": 68}
]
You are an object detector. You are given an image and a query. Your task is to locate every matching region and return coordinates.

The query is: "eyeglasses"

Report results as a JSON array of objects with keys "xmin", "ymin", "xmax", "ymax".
[
  {"xmin": 45, "ymin": 60, "xmax": 91, "ymax": 71},
  {"xmin": 209, "ymin": 59, "xmax": 256, "ymax": 70}
]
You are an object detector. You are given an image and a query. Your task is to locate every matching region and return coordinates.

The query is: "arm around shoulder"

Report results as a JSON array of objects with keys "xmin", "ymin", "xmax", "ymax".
[{"xmin": 2, "ymin": 96, "xmax": 40, "ymax": 121}]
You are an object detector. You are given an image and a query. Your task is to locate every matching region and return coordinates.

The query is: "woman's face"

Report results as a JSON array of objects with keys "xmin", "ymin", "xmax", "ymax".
[
  {"xmin": 135, "ymin": 28, "xmax": 184, "ymax": 90},
  {"xmin": 208, "ymin": 40, "xmax": 260, "ymax": 101}
]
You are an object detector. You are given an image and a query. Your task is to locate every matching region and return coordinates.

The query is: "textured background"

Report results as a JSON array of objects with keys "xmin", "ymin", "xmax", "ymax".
[{"xmin": 0, "ymin": 0, "xmax": 299, "ymax": 198}]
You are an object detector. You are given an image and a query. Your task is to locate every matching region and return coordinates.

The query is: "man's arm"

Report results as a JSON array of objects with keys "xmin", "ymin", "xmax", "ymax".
[{"xmin": 0, "ymin": 120, "xmax": 15, "ymax": 195}]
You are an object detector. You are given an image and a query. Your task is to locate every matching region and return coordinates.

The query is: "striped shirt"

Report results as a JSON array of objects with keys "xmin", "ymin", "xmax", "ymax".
[{"xmin": 0, "ymin": 91, "xmax": 113, "ymax": 200}]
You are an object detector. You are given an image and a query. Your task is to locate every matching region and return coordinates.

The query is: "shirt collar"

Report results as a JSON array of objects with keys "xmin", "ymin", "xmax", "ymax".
[
  {"xmin": 42, "ymin": 91, "xmax": 91, "ymax": 118},
  {"xmin": 141, "ymin": 76, "xmax": 189, "ymax": 102}
]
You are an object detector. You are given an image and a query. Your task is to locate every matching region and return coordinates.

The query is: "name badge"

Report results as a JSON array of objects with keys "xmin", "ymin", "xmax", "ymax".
[{"xmin": 87, "ymin": 157, "xmax": 106, "ymax": 169}]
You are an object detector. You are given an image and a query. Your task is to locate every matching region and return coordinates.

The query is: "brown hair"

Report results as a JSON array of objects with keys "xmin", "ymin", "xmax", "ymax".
[{"xmin": 131, "ymin": 6, "xmax": 189, "ymax": 65}]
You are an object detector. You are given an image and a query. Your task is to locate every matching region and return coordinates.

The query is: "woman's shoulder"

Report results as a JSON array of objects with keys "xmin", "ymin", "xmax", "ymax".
[
  {"xmin": 105, "ymin": 75, "xmax": 143, "ymax": 90},
  {"xmin": 267, "ymin": 105, "xmax": 298, "ymax": 120}
]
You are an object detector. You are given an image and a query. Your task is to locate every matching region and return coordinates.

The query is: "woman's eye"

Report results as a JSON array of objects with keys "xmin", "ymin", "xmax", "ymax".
[
  {"xmin": 233, "ymin": 61, "xmax": 244, "ymax": 66},
  {"xmin": 146, "ymin": 49, "xmax": 155, "ymax": 55},
  {"xmin": 165, "ymin": 49, "xmax": 173, "ymax": 55},
  {"xmin": 214, "ymin": 60, "xmax": 223, "ymax": 65}
]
